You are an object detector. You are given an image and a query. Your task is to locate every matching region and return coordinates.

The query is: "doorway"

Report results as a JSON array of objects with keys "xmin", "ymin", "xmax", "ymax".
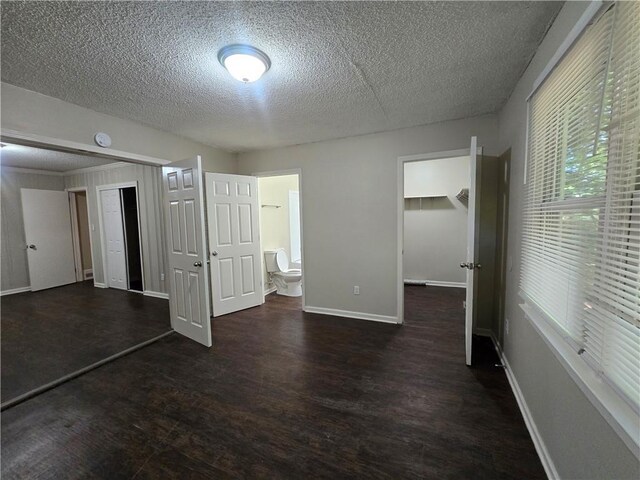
[
  {"xmin": 69, "ymin": 189, "xmax": 94, "ymax": 282},
  {"xmin": 96, "ymin": 183, "xmax": 144, "ymax": 292},
  {"xmin": 397, "ymin": 143, "xmax": 511, "ymax": 366},
  {"xmin": 256, "ymin": 171, "xmax": 303, "ymax": 306}
]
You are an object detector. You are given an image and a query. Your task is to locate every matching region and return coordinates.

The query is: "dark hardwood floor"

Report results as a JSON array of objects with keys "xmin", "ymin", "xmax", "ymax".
[
  {"xmin": 1, "ymin": 286, "xmax": 544, "ymax": 479},
  {"xmin": 1, "ymin": 281, "xmax": 170, "ymax": 402}
]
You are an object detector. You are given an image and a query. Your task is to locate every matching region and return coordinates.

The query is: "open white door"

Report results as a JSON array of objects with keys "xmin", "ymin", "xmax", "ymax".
[
  {"xmin": 99, "ymin": 189, "xmax": 127, "ymax": 290},
  {"xmin": 21, "ymin": 189, "xmax": 76, "ymax": 291},
  {"xmin": 163, "ymin": 156, "xmax": 212, "ymax": 347},
  {"xmin": 462, "ymin": 137, "xmax": 481, "ymax": 366},
  {"xmin": 205, "ymin": 173, "xmax": 263, "ymax": 317}
]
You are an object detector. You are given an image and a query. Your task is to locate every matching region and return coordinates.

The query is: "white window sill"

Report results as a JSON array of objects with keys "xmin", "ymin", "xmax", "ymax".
[{"xmin": 519, "ymin": 297, "xmax": 640, "ymax": 460}]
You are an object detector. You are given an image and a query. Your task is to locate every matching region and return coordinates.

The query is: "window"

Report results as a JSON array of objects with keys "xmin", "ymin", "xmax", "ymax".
[{"xmin": 522, "ymin": 1, "xmax": 639, "ymax": 412}]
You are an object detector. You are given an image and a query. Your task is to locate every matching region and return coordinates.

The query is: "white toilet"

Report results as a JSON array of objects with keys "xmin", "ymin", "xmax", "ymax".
[{"xmin": 264, "ymin": 248, "xmax": 302, "ymax": 297}]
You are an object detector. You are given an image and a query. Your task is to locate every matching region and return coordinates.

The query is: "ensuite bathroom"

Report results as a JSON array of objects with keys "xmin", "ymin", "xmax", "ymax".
[{"xmin": 258, "ymin": 174, "xmax": 302, "ymax": 300}]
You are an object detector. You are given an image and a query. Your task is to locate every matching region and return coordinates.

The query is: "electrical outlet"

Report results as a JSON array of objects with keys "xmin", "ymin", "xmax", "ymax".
[
  {"xmin": 505, "ymin": 318, "xmax": 510, "ymax": 335},
  {"xmin": 160, "ymin": 273, "xmax": 165, "ymax": 281},
  {"xmin": 353, "ymin": 286, "xmax": 360, "ymax": 295}
]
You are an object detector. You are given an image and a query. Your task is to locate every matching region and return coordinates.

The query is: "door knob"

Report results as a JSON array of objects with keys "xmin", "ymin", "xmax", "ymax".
[
  {"xmin": 211, "ymin": 251, "xmax": 218, "ymax": 257},
  {"xmin": 27, "ymin": 244, "xmax": 36, "ymax": 250},
  {"xmin": 460, "ymin": 262, "xmax": 482, "ymax": 270},
  {"xmin": 193, "ymin": 261, "xmax": 203, "ymax": 267}
]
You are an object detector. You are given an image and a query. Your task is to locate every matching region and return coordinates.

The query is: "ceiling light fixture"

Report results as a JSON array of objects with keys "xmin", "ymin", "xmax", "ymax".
[{"xmin": 218, "ymin": 44, "xmax": 271, "ymax": 83}]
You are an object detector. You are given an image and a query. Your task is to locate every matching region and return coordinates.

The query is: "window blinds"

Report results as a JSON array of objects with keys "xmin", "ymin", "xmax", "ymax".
[{"xmin": 522, "ymin": 1, "xmax": 639, "ymax": 408}]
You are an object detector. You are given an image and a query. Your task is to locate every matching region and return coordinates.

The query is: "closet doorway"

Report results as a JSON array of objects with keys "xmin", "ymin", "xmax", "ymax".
[{"xmin": 97, "ymin": 183, "xmax": 144, "ymax": 292}]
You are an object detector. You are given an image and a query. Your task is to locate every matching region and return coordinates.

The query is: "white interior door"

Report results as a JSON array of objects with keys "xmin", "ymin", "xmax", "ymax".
[
  {"xmin": 205, "ymin": 173, "xmax": 263, "ymax": 317},
  {"xmin": 463, "ymin": 136, "xmax": 481, "ymax": 366},
  {"xmin": 100, "ymin": 189, "xmax": 127, "ymax": 290},
  {"xmin": 21, "ymin": 188, "xmax": 76, "ymax": 291},
  {"xmin": 163, "ymin": 156, "xmax": 212, "ymax": 347}
]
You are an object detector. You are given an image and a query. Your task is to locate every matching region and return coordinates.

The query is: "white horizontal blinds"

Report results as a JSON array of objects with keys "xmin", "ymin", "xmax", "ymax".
[
  {"xmin": 523, "ymin": 0, "xmax": 640, "ymax": 409},
  {"xmin": 584, "ymin": 0, "xmax": 640, "ymax": 405},
  {"xmin": 523, "ymin": 7, "xmax": 614, "ymax": 341}
]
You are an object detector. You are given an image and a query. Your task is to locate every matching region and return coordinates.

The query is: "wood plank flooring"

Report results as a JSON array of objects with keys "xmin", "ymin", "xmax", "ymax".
[
  {"xmin": 1, "ymin": 281, "xmax": 170, "ymax": 402},
  {"xmin": 1, "ymin": 286, "xmax": 544, "ymax": 479}
]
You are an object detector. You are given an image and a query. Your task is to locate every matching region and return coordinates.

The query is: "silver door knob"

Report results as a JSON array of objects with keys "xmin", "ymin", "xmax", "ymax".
[
  {"xmin": 27, "ymin": 244, "xmax": 36, "ymax": 250},
  {"xmin": 193, "ymin": 261, "xmax": 203, "ymax": 267},
  {"xmin": 211, "ymin": 251, "xmax": 218, "ymax": 257},
  {"xmin": 460, "ymin": 262, "xmax": 482, "ymax": 270}
]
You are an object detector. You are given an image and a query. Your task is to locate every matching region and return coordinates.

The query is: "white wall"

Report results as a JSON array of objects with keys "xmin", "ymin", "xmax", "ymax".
[
  {"xmin": 1, "ymin": 83, "xmax": 237, "ymax": 171},
  {"xmin": 0, "ymin": 169, "xmax": 65, "ymax": 292},
  {"xmin": 404, "ymin": 156, "xmax": 469, "ymax": 285},
  {"xmin": 497, "ymin": 2, "xmax": 639, "ymax": 478},
  {"xmin": 258, "ymin": 175, "xmax": 299, "ymax": 290},
  {"xmin": 238, "ymin": 115, "xmax": 499, "ymax": 319}
]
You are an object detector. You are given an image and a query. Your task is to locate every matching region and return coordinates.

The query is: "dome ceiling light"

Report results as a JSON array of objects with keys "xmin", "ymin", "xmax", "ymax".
[{"xmin": 218, "ymin": 44, "xmax": 271, "ymax": 83}]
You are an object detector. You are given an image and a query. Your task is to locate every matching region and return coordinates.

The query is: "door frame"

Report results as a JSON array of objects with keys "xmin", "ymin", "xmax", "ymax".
[
  {"xmin": 67, "ymin": 187, "xmax": 95, "ymax": 282},
  {"xmin": 396, "ymin": 147, "xmax": 479, "ymax": 324},
  {"xmin": 252, "ymin": 168, "xmax": 305, "ymax": 309},
  {"xmin": 95, "ymin": 181, "xmax": 145, "ymax": 292}
]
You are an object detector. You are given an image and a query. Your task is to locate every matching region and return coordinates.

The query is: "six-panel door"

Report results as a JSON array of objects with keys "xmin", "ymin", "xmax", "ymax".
[{"xmin": 205, "ymin": 173, "xmax": 263, "ymax": 317}]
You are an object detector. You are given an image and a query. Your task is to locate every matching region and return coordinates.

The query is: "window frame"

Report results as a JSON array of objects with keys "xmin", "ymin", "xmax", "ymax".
[{"xmin": 520, "ymin": 0, "xmax": 640, "ymax": 458}]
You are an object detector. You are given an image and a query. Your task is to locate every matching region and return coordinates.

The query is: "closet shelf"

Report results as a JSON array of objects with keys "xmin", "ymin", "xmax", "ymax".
[{"xmin": 404, "ymin": 194, "xmax": 447, "ymax": 199}]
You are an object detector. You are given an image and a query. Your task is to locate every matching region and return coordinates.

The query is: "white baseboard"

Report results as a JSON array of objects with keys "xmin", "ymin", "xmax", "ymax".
[
  {"xmin": 83, "ymin": 269, "xmax": 93, "ymax": 280},
  {"xmin": 304, "ymin": 305, "xmax": 399, "ymax": 324},
  {"xmin": 263, "ymin": 285, "xmax": 277, "ymax": 296},
  {"xmin": 404, "ymin": 279, "xmax": 466, "ymax": 288},
  {"xmin": 144, "ymin": 290, "xmax": 169, "ymax": 300},
  {"xmin": 94, "ymin": 282, "xmax": 107, "ymax": 288},
  {"xmin": 489, "ymin": 334, "xmax": 558, "ymax": 480},
  {"xmin": 0, "ymin": 286, "xmax": 31, "ymax": 296}
]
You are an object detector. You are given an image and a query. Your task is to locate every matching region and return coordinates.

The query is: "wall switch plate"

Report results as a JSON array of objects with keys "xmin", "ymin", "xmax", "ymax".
[
  {"xmin": 160, "ymin": 273, "xmax": 165, "ymax": 281},
  {"xmin": 353, "ymin": 286, "xmax": 360, "ymax": 295}
]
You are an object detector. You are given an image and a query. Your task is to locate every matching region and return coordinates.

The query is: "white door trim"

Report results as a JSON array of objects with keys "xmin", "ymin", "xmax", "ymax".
[
  {"xmin": 252, "ymin": 168, "xmax": 305, "ymax": 310},
  {"xmin": 396, "ymin": 148, "xmax": 478, "ymax": 324},
  {"xmin": 95, "ymin": 181, "xmax": 145, "ymax": 292}
]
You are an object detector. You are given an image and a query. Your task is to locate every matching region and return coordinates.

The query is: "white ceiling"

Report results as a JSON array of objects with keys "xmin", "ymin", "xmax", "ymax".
[
  {"xmin": 0, "ymin": 144, "xmax": 117, "ymax": 172},
  {"xmin": 0, "ymin": 1, "xmax": 562, "ymax": 152}
]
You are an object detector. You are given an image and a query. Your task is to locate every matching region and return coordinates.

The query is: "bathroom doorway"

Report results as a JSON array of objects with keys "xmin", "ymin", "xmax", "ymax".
[{"xmin": 255, "ymin": 170, "xmax": 304, "ymax": 307}]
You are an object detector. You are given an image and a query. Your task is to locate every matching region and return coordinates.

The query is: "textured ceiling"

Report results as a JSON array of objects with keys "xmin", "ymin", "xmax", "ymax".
[
  {"xmin": 0, "ymin": 144, "xmax": 116, "ymax": 172},
  {"xmin": 1, "ymin": 1, "xmax": 562, "ymax": 152}
]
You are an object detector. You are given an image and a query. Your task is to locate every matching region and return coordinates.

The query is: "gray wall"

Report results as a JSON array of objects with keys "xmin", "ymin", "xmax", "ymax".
[
  {"xmin": 403, "ymin": 156, "xmax": 469, "ymax": 285},
  {"xmin": 0, "ymin": 169, "xmax": 65, "ymax": 291},
  {"xmin": 64, "ymin": 164, "xmax": 167, "ymax": 294},
  {"xmin": 238, "ymin": 115, "xmax": 499, "ymax": 319},
  {"xmin": 497, "ymin": 2, "xmax": 639, "ymax": 478}
]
